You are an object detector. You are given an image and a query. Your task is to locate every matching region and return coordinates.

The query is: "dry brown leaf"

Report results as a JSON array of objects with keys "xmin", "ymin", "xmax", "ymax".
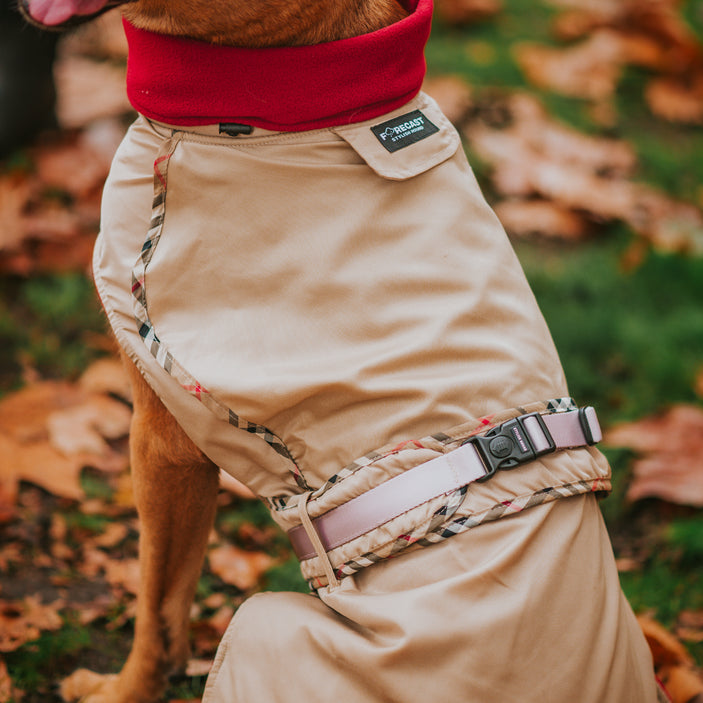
[
  {"xmin": 54, "ymin": 55, "xmax": 131, "ymax": 130},
  {"xmin": 79, "ymin": 357, "xmax": 132, "ymax": 402},
  {"xmin": 59, "ymin": 11, "xmax": 129, "ymax": 60},
  {"xmin": 208, "ymin": 544, "xmax": 274, "ymax": 591},
  {"xmin": 47, "ymin": 394, "xmax": 131, "ymax": 461},
  {"xmin": 185, "ymin": 658, "xmax": 213, "ymax": 677},
  {"xmin": 0, "ymin": 175, "xmax": 35, "ymax": 252},
  {"xmin": 646, "ymin": 77, "xmax": 703, "ymax": 124},
  {"xmin": 422, "ymin": 76, "xmax": 473, "ymax": 126},
  {"xmin": 640, "ymin": 615, "xmax": 695, "ymax": 668},
  {"xmin": 678, "ymin": 612, "xmax": 703, "ymax": 644},
  {"xmin": 0, "ymin": 381, "xmax": 130, "ymax": 502},
  {"xmin": 219, "ymin": 471, "xmax": 256, "ymax": 499},
  {"xmin": 495, "ymin": 199, "xmax": 589, "ymax": 240},
  {"xmin": 91, "ymin": 522, "xmax": 129, "ymax": 549},
  {"xmin": 60, "ymin": 669, "xmax": 117, "ymax": 702},
  {"xmin": 0, "ymin": 381, "xmax": 83, "ymax": 443},
  {"xmin": 465, "ymin": 92, "xmax": 703, "ymax": 251},
  {"xmin": 0, "ymin": 656, "xmax": 22, "ymax": 703},
  {"xmin": 434, "ymin": 0, "xmax": 502, "ymax": 25},
  {"xmin": 103, "ymin": 557, "xmax": 140, "ymax": 596},
  {"xmin": 515, "ymin": 31, "xmax": 625, "ymax": 101},
  {"xmin": 32, "ymin": 132, "xmax": 112, "ymax": 200},
  {"xmin": 0, "ymin": 433, "xmax": 84, "ymax": 501},
  {"xmin": 659, "ymin": 666, "xmax": 703, "ymax": 703},
  {"xmin": 0, "ymin": 597, "xmax": 63, "ymax": 653},
  {"xmin": 605, "ymin": 405, "xmax": 703, "ymax": 506}
]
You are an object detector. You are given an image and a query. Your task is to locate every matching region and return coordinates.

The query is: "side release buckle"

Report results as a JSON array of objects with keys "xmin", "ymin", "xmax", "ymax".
[{"xmin": 461, "ymin": 412, "xmax": 556, "ymax": 481}]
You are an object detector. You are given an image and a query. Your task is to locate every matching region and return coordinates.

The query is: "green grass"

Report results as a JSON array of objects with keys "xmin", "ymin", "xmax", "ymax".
[
  {"xmin": 515, "ymin": 231, "xmax": 703, "ymax": 424},
  {"xmin": 0, "ymin": 273, "xmax": 107, "ymax": 394}
]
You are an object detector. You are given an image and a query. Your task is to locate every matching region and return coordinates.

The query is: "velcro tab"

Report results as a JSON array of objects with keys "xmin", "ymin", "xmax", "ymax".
[{"xmin": 333, "ymin": 94, "xmax": 460, "ymax": 181}]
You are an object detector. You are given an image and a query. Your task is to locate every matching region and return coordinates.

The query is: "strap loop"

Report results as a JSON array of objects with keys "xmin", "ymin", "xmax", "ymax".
[{"xmin": 297, "ymin": 493, "xmax": 340, "ymax": 589}]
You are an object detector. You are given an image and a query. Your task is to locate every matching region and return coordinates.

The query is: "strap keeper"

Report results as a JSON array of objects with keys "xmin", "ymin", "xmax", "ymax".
[
  {"xmin": 578, "ymin": 406, "xmax": 601, "ymax": 445},
  {"xmin": 297, "ymin": 493, "xmax": 340, "ymax": 589}
]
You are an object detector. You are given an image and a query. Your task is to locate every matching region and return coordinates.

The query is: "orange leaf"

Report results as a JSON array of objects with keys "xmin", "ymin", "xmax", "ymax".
[
  {"xmin": 0, "ymin": 597, "xmax": 63, "ymax": 653},
  {"xmin": 646, "ymin": 78, "xmax": 703, "ymax": 125},
  {"xmin": 103, "ymin": 557, "xmax": 141, "ymax": 596},
  {"xmin": 659, "ymin": 665, "xmax": 703, "ymax": 703},
  {"xmin": 208, "ymin": 544, "xmax": 274, "ymax": 591},
  {"xmin": 494, "ymin": 199, "xmax": 588, "ymax": 240},
  {"xmin": 0, "ymin": 380, "xmax": 131, "ymax": 502},
  {"xmin": 605, "ymin": 405, "xmax": 703, "ymax": 506},
  {"xmin": 79, "ymin": 357, "xmax": 132, "ymax": 402},
  {"xmin": 0, "ymin": 656, "xmax": 22, "ymax": 703},
  {"xmin": 515, "ymin": 31, "xmax": 625, "ymax": 101},
  {"xmin": 218, "ymin": 471, "xmax": 255, "ymax": 499},
  {"xmin": 434, "ymin": 0, "xmax": 502, "ymax": 25},
  {"xmin": 59, "ymin": 669, "xmax": 117, "ymax": 702},
  {"xmin": 422, "ymin": 76, "xmax": 473, "ymax": 126}
]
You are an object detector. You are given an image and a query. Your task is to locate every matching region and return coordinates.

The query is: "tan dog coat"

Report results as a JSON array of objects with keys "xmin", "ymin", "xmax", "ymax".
[{"xmin": 94, "ymin": 92, "xmax": 661, "ymax": 701}]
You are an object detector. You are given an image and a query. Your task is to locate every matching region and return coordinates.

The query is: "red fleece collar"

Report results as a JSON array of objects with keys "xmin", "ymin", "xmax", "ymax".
[{"xmin": 123, "ymin": 0, "xmax": 431, "ymax": 131}]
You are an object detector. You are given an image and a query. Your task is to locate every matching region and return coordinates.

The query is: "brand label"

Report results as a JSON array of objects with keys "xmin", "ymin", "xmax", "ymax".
[{"xmin": 371, "ymin": 110, "xmax": 440, "ymax": 153}]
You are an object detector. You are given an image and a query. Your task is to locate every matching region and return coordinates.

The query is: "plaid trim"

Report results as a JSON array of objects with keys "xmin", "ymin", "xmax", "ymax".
[
  {"xmin": 269, "ymin": 398, "xmax": 577, "ymax": 512},
  {"xmin": 306, "ymin": 477, "xmax": 609, "ymax": 588},
  {"xmin": 131, "ymin": 138, "xmax": 307, "ymax": 488}
]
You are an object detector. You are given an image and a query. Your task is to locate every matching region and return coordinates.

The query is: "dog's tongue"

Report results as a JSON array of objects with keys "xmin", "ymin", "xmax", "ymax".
[{"xmin": 24, "ymin": 0, "xmax": 113, "ymax": 25}]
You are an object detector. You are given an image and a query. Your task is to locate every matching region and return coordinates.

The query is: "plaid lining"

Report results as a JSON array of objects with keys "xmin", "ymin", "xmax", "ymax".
[
  {"xmin": 307, "ymin": 476, "xmax": 610, "ymax": 589},
  {"xmin": 262, "ymin": 397, "xmax": 608, "ymax": 589},
  {"xmin": 130, "ymin": 138, "xmax": 307, "ymax": 488}
]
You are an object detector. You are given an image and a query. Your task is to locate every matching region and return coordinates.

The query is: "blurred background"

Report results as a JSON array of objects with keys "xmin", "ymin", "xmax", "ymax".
[{"xmin": 0, "ymin": 0, "xmax": 702, "ymax": 700}]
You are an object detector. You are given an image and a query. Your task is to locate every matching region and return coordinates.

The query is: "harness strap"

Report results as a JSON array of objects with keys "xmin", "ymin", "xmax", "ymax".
[{"xmin": 288, "ymin": 408, "xmax": 602, "ymax": 561}]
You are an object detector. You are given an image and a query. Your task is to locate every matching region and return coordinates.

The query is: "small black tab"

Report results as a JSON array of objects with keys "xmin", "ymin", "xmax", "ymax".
[
  {"xmin": 219, "ymin": 123, "xmax": 254, "ymax": 136},
  {"xmin": 578, "ymin": 407, "xmax": 598, "ymax": 445},
  {"xmin": 370, "ymin": 110, "xmax": 439, "ymax": 153}
]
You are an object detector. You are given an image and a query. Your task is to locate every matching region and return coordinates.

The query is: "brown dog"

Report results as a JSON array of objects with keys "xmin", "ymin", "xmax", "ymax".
[{"xmin": 22, "ymin": 2, "xmax": 662, "ymax": 702}]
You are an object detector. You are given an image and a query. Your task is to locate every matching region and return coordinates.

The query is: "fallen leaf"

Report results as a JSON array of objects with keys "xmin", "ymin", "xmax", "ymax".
[
  {"xmin": 208, "ymin": 544, "xmax": 274, "ymax": 591},
  {"xmin": 422, "ymin": 75, "xmax": 473, "ymax": 126},
  {"xmin": 103, "ymin": 557, "xmax": 140, "ymax": 596},
  {"xmin": 0, "ymin": 656, "xmax": 22, "ymax": 703},
  {"xmin": 59, "ymin": 11, "xmax": 129, "ymax": 60},
  {"xmin": 54, "ymin": 55, "xmax": 131, "ymax": 130},
  {"xmin": 494, "ymin": 199, "xmax": 589, "ymax": 239},
  {"xmin": 185, "ymin": 658, "xmax": 213, "ymax": 677},
  {"xmin": 0, "ymin": 597, "xmax": 63, "ymax": 653},
  {"xmin": 0, "ymin": 174, "xmax": 34, "ymax": 251},
  {"xmin": 218, "ymin": 471, "xmax": 255, "ymax": 499},
  {"xmin": 0, "ymin": 433, "xmax": 84, "ymax": 502},
  {"xmin": 47, "ymin": 394, "xmax": 131, "ymax": 461},
  {"xmin": 434, "ymin": 0, "xmax": 502, "ymax": 25},
  {"xmin": 605, "ymin": 405, "xmax": 703, "ymax": 506},
  {"xmin": 0, "ymin": 381, "xmax": 131, "ymax": 503},
  {"xmin": 646, "ymin": 77, "xmax": 703, "ymax": 124},
  {"xmin": 60, "ymin": 669, "xmax": 117, "ymax": 702},
  {"xmin": 678, "ymin": 612, "xmax": 703, "ymax": 644},
  {"xmin": 79, "ymin": 357, "xmax": 132, "ymax": 402},
  {"xmin": 515, "ymin": 30, "xmax": 625, "ymax": 101},
  {"xmin": 91, "ymin": 522, "xmax": 129, "ymax": 549},
  {"xmin": 464, "ymin": 91, "xmax": 703, "ymax": 250},
  {"xmin": 31, "ymin": 132, "xmax": 112, "ymax": 200}
]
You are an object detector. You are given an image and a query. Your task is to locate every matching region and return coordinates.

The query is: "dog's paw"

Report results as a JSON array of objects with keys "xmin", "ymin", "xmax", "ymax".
[{"xmin": 59, "ymin": 669, "xmax": 119, "ymax": 702}]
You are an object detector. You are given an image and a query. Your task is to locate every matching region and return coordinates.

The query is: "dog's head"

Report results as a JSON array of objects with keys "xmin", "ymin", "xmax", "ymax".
[{"xmin": 19, "ymin": 0, "xmax": 136, "ymax": 30}]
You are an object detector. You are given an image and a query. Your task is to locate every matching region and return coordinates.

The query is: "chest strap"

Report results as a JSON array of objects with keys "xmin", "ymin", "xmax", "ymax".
[{"xmin": 289, "ymin": 407, "xmax": 602, "ymax": 561}]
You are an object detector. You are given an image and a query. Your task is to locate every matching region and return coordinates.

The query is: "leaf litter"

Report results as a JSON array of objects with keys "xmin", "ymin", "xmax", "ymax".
[{"xmin": 2, "ymin": 2, "xmax": 703, "ymax": 700}]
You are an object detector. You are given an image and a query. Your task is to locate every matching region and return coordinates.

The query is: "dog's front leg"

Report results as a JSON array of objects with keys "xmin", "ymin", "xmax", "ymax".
[{"xmin": 77, "ymin": 359, "xmax": 220, "ymax": 703}]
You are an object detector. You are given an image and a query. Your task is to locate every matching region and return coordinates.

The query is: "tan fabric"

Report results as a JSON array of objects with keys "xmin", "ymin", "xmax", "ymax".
[
  {"xmin": 203, "ymin": 496, "xmax": 657, "ymax": 703},
  {"xmin": 96, "ymin": 92, "xmax": 579, "ymax": 497},
  {"xmin": 94, "ymin": 92, "xmax": 659, "ymax": 700}
]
